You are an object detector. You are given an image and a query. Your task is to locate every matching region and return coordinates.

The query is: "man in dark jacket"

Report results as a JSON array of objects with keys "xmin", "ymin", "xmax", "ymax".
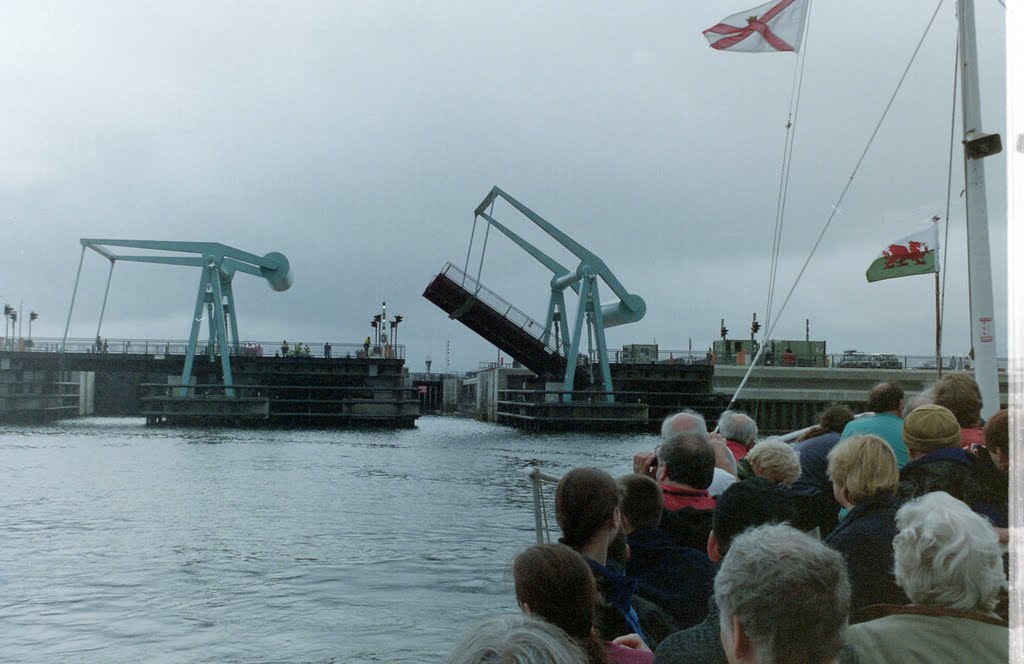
[
  {"xmin": 619, "ymin": 473, "xmax": 716, "ymax": 629},
  {"xmin": 653, "ymin": 479, "xmax": 796, "ymax": 664},
  {"xmin": 898, "ymin": 404, "xmax": 1007, "ymax": 527}
]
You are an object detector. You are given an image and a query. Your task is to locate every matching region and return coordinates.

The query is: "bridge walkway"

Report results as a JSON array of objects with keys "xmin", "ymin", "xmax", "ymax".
[{"xmin": 423, "ymin": 263, "xmax": 589, "ymax": 385}]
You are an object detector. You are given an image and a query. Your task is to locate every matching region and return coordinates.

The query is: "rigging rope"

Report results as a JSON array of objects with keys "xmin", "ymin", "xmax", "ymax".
[
  {"xmin": 727, "ymin": 0, "xmax": 947, "ymax": 410},
  {"xmin": 764, "ymin": 0, "xmax": 814, "ymax": 338},
  {"xmin": 940, "ymin": 34, "xmax": 961, "ymax": 370},
  {"xmin": 473, "ymin": 199, "xmax": 498, "ymax": 295},
  {"xmin": 754, "ymin": 0, "xmax": 814, "ymax": 421}
]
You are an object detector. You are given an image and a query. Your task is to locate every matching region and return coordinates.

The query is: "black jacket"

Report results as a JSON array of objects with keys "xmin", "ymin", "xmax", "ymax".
[
  {"xmin": 825, "ymin": 493, "xmax": 908, "ymax": 613},
  {"xmin": 626, "ymin": 527, "xmax": 716, "ymax": 629},
  {"xmin": 659, "ymin": 506, "xmax": 714, "ymax": 553},
  {"xmin": 898, "ymin": 448, "xmax": 1007, "ymax": 527}
]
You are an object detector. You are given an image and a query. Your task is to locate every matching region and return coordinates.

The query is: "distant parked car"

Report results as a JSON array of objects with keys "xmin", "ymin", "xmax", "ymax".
[
  {"xmin": 837, "ymin": 351, "xmax": 874, "ymax": 368},
  {"xmin": 872, "ymin": 353, "xmax": 903, "ymax": 369}
]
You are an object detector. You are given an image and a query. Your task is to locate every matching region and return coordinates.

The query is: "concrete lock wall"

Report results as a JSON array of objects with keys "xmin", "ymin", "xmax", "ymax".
[
  {"xmin": 442, "ymin": 378, "xmax": 460, "ymax": 413},
  {"xmin": 78, "ymin": 372, "xmax": 95, "ymax": 416}
]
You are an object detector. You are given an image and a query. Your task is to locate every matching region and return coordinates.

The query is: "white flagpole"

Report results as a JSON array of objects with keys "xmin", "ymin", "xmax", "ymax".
[{"xmin": 957, "ymin": 0, "xmax": 1001, "ymax": 417}]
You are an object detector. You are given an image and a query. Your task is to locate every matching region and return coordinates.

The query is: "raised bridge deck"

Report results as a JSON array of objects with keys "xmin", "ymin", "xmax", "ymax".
[{"xmin": 422, "ymin": 262, "xmax": 590, "ymax": 386}]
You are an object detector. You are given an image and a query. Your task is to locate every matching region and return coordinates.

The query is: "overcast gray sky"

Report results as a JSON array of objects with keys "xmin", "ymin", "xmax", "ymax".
[{"xmin": 0, "ymin": 0, "xmax": 1009, "ymax": 371}]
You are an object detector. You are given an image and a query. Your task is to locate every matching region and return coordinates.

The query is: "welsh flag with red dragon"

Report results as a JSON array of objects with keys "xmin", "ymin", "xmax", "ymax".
[{"xmin": 865, "ymin": 225, "xmax": 940, "ymax": 283}]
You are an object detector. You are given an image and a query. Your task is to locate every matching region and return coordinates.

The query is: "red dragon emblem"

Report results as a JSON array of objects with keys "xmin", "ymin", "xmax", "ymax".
[{"xmin": 882, "ymin": 241, "xmax": 929, "ymax": 269}]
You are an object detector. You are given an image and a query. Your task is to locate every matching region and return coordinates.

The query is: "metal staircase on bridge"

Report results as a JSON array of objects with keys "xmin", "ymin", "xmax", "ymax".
[{"xmin": 423, "ymin": 262, "xmax": 590, "ymax": 385}]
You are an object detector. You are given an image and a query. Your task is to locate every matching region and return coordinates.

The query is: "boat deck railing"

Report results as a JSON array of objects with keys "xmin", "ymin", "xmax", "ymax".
[{"xmin": 527, "ymin": 467, "xmax": 562, "ymax": 545}]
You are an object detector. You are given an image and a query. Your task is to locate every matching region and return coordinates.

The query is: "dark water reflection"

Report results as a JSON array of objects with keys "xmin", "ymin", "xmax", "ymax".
[{"xmin": 0, "ymin": 416, "xmax": 652, "ymax": 663}]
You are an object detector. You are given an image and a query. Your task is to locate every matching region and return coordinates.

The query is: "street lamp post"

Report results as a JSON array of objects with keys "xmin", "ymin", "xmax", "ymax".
[
  {"xmin": 391, "ymin": 315, "xmax": 403, "ymax": 350},
  {"xmin": 2, "ymin": 305, "xmax": 9, "ymax": 349}
]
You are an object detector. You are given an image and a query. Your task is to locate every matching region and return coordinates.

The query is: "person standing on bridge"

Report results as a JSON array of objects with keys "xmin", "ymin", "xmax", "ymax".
[
  {"xmin": 281, "ymin": 340, "xmax": 289, "ymax": 357},
  {"xmin": 324, "ymin": 341, "xmax": 332, "ymax": 359}
]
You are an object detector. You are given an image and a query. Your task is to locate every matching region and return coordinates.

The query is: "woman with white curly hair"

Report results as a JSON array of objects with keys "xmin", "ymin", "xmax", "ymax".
[
  {"xmin": 739, "ymin": 438, "xmax": 801, "ymax": 487},
  {"xmin": 844, "ymin": 491, "xmax": 1008, "ymax": 663},
  {"xmin": 446, "ymin": 614, "xmax": 587, "ymax": 664}
]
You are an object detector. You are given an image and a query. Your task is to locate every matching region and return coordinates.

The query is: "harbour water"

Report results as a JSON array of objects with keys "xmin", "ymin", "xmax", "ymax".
[{"xmin": 0, "ymin": 416, "xmax": 650, "ymax": 663}]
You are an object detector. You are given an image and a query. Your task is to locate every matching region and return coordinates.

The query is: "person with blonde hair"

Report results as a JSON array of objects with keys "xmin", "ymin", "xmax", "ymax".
[
  {"xmin": 742, "ymin": 438, "xmax": 801, "ymax": 487},
  {"xmin": 825, "ymin": 435, "xmax": 907, "ymax": 612},
  {"xmin": 845, "ymin": 492, "xmax": 1008, "ymax": 663}
]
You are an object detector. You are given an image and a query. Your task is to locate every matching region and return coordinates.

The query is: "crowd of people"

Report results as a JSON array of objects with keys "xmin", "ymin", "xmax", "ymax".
[{"xmin": 445, "ymin": 374, "xmax": 1010, "ymax": 664}]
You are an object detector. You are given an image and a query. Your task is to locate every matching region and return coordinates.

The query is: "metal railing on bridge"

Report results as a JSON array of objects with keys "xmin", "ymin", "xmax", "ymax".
[
  {"xmin": 440, "ymin": 262, "xmax": 567, "ymax": 357},
  {"xmin": 604, "ymin": 348, "xmax": 1007, "ymax": 372},
  {"xmin": 2, "ymin": 337, "xmax": 405, "ymax": 360}
]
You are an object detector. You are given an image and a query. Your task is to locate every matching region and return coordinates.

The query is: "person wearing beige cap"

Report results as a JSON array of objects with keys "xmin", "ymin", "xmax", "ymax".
[{"xmin": 896, "ymin": 404, "xmax": 1007, "ymax": 527}]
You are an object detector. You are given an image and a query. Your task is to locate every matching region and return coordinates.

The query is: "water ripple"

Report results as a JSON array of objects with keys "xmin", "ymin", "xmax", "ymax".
[{"xmin": 0, "ymin": 415, "xmax": 643, "ymax": 663}]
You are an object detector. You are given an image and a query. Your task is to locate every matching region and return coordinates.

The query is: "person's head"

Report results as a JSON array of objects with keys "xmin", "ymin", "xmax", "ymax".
[
  {"xmin": 902, "ymin": 404, "xmax": 962, "ymax": 458},
  {"xmin": 903, "ymin": 388, "xmax": 934, "ymax": 417},
  {"xmin": 660, "ymin": 409, "xmax": 709, "ymax": 439},
  {"xmin": 512, "ymin": 544, "xmax": 605, "ymax": 664},
  {"xmin": 718, "ymin": 411, "xmax": 758, "ymax": 447},
  {"xmin": 709, "ymin": 478, "xmax": 796, "ymax": 561},
  {"xmin": 795, "ymin": 404, "xmax": 854, "ymax": 443},
  {"xmin": 656, "ymin": 431, "xmax": 715, "ymax": 490},
  {"xmin": 933, "ymin": 373, "xmax": 984, "ymax": 428},
  {"xmin": 818, "ymin": 404, "xmax": 855, "ymax": 434},
  {"xmin": 744, "ymin": 438, "xmax": 801, "ymax": 487},
  {"xmin": 893, "ymin": 491, "xmax": 1006, "ymax": 613},
  {"xmin": 445, "ymin": 613, "xmax": 587, "ymax": 664},
  {"xmin": 555, "ymin": 468, "xmax": 621, "ymax": 551},
  {"xmin": 618, "ymin": 473, "xmax": 663, "ymax": 533},
  {"xmin": 827, "ymin": 434, "xmax": 898, "ymax": 508},
  {"xmin": 984, "ymin": 409, "xmax": 1009, "ymax": 471},
  {"xmin": 710, "ymin": 434, "xmax": 738, "ymax": 475},
  {"xmin": 866, "ymin": 382, "xmax": 904, "ymax": 415},
  {"xmin": 714, "ymin": 524, "xmax": 850, "ymax": 664}
]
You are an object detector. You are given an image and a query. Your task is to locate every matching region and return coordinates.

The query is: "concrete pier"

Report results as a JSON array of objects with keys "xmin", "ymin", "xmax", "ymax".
[
  {"xmin": 0, "ymin": 354, "xmax": 82, "ymax": 422},
  {"xmin": 2, "ymin": 351, "xmax": 420, "ymax": 428}
]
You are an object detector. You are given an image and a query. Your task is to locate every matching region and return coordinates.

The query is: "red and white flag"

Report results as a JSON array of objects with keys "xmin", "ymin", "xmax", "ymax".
[{"xmin": 703, "ymin": 0, "xmax": 808, "ymax": 53}]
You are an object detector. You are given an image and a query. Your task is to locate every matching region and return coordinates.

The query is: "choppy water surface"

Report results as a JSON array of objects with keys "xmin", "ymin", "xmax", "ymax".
[{"xmin": 0, "ymin": 416, "xmax": 649, "ymax": 663}]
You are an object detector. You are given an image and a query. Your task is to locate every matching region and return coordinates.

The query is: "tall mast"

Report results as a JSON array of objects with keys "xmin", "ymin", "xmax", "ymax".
[{"xmin": 957, "ymin": 0, "xmax": 1002, "ymax": 417}]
